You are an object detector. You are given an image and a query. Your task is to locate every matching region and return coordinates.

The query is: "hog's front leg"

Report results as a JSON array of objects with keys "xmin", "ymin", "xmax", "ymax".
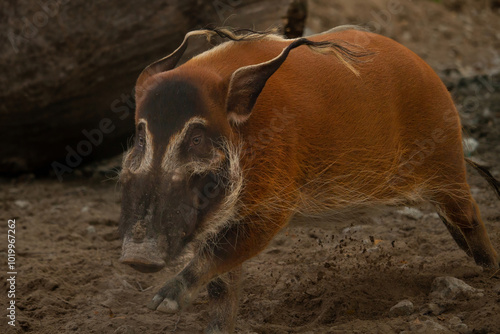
[
  {"xmin": 147, "ymin": 266, "xmax": 241, "ymax": 333},
  {"xmin": 206, "ymin": 267, "xmax": 242, "ymax": 334},
  {"xmin": 147, "ymin": 219, "xmax": 283, "ymax": 318}
]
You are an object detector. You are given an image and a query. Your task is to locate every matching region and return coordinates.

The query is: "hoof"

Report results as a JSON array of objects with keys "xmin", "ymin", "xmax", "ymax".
[
  {"xmin": 146, "ymin": 277, "xmax": 186, "ymax": 313},
  {"xmin": 157, "ymin": 298, "xmax": 180, "ymax": 313},
  {"xmin": 147, "ymin": 294, "xmax": 164, "ymax": 310}
]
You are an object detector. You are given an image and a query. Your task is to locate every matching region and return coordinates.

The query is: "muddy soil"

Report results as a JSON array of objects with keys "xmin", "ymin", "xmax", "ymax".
[
  {"xmin": 1, "ymin": 144, "xmax": 500, "ymax": 334},
  {"xmin": 1, "ymin": 1, "xmax": 500, "ymax": 334}
]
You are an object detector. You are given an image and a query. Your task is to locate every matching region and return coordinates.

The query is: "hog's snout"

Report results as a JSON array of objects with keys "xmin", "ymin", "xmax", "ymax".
[
  {"xmin": 119, "ymin": 235, "xmax": 166, "ymax": 273},
  {"xmin": 120, "ymin": 257, "xmax": 165, "ymax": 273}
]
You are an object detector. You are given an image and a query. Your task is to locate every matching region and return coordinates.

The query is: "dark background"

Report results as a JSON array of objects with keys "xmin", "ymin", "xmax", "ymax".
[{"xmin": 1, "ymin": 0, "xmax": 499, "ymax": 178}]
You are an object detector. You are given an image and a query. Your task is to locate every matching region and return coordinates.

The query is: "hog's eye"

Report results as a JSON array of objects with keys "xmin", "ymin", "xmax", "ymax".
[
  {"xmin": 138, "ymin": 135, "xmax": 145, "ymax": 147},
  {"xmin": 191, "ymin": 135, "xmax": 202, "ymax": 146},
  {"xmin": 186, "ymin": 126, "xmax": 206, "ymax": 151},
  {"xmin": 136, "ymin": 123, "xmax": 146, "ymax": 148}
]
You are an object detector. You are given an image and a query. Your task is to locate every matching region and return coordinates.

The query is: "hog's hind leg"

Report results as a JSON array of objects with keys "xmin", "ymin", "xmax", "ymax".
[{"xmin": 433, "ymin": 191, "xmax": 498, "ymax": 269}]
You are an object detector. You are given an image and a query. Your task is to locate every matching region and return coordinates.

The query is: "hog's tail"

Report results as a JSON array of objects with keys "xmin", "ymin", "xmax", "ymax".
[{"xmin": 465, "ymin": 158, "xmax": 500, "ymax": 200}]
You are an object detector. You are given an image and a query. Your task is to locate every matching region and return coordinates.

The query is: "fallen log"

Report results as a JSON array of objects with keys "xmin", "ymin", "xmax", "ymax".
[{"xmin": 0, "ymin": 0, "xmax": 292, "ymax": 176}]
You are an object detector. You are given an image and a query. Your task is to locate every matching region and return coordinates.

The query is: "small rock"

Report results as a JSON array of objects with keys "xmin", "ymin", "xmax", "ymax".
[
  {"xmin": 462, "ymin": 137, "xmax": 479, "ymax": 156},
  {"xmin": 449, "ymin": 316, "xmax": 468, "ymax": 333},
  {"xmin": 390, "ymin": 299, "xmax": 414, "ymax": 316},
  {"xmin": 409, "ymin": 318, "xmax": 451, "ymax": 333},
  {"xmin": 81, "ymin": 206, "xmax": 90, "ymax": 213},
  {"xmin": 86, "ymin": 226, "xmax": 96, "ymax": 234},
  {"xmin": 342, "ymin": 225, "xmax": 363, "ymax": 234},
  {"xmin": 419, "ymin": 303, "xmax": 443, "ymax": 316},
  {"xmin": 14, "ymin": 200, "xmax": 30, "ymax": 208},
  {"xmin": 397, "ymin": 207, "xmax": 423, "ymax": 220},
  {"xmin": 430, "ymin": 276, "xmax": 483, "ymax": 300}
]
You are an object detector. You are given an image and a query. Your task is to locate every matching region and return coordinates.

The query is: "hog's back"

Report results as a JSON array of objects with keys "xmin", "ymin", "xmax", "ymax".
[{"xmin": 192, "ymin": 30, "xmax": 465, "ymax": 213}]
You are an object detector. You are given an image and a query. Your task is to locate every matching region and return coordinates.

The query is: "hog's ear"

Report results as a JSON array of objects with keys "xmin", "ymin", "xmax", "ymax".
[
  {"xmin": 136, "ymin": 30, "xmax": 218, "ymax": 98},
  {"xmin": 225, "ymin": 38, "xmax": 312, "ymax": 125}
]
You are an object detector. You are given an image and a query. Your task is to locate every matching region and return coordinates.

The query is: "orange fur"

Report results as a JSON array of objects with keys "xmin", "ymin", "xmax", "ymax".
[
  {"xmin": 139, "ymin": 29, "xmax": 498, "ymax": 272},
  {"xmin": 167, "ymin": 30, "xmax": 491, "ymax": 267},
  {"xmin": 138, "ymin": 29, "xmax": 498, "ymax": 331}
]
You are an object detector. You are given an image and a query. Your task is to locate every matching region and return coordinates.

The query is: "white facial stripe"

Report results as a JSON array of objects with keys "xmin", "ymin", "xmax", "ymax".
[
  {"xmin": 161, "ymin": 117, "xmax": 208, "ymax": 171},
  {"xmin": 128, "ymin": 118, "xmax": 154, "ymax": 174}
]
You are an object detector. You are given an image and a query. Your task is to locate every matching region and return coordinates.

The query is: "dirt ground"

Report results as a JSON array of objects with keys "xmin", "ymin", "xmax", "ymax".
[
  {"xmin": 2, "ymin": 1, "xmax": 500, "ymax": 334},
  {"xmin": 1, "ymin": 156, "xmax": 500, "ymax": 334}
]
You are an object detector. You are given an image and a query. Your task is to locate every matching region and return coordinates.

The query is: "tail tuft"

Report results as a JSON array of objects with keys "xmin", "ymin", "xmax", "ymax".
[{"xmin": 465, "ymin": 158, "xmax": 500, "ymax": 200}]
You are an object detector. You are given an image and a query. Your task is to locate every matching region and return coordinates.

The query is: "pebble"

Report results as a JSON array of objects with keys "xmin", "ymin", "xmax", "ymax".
[
  {"xmin": 430, "ymin": 276, "xmax": 483, "ymax": 300},
  {"xmin": 449, "ymin": 316, "xmax": 468, "ymax": 333},
  {"xmin": 390, "ymin": 299, "xmax": 414, "ymax": 316},
  {"xmin": 342, "ymin": 225, "xmax": 363, "ymax": 234},
  {"xmin": 397, "ymin": 207, "xmax": 424, "ymax": 220},
  {"xmin": 14, "ymin": 200, "xmax": 30, "ymax": 208},
  {"xmin": 409, "ymin": 319, "xmax": 451, "ymax": 333},
  {"xmin": 462, "ymin": 137, "xmax": 479, "ymax": 155},
  {"xmin": 419, "ymin": 303, "xmax": 443, "ymax": 316}
]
